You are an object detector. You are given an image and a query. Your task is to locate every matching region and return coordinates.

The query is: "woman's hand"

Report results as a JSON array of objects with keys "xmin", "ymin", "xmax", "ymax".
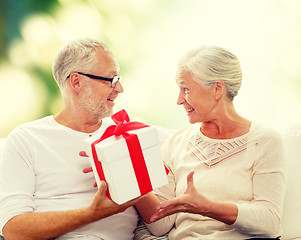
[
  {"xmin": 150, "ymin": 171, "xmax": 238, "ymax": 225},
  {"xmin": 150, "ymin": 171, "xmax": 211, "ymax": 222}
]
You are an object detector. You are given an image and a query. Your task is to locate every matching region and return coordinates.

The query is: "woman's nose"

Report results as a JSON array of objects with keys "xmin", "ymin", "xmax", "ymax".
[{"xmin": 177, "ymin": 92, "xmax": 185, "ymax": 105}]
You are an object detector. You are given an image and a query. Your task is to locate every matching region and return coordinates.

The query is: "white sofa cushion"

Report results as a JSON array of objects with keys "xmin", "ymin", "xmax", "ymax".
[
  {"xmin": 0, "ymin": 138, "xmax": 5, "ymax": 160},
  {"xmin": 280, "ymin": 123, "xmax": 301, "ymax": 240}
]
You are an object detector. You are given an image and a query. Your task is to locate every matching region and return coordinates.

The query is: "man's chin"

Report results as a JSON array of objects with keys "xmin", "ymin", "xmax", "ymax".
[
  {"xmin": 94, "ymin": 106, "xmax": 113, "ymax": 120},
  {"xmin": 102, "ymin": 107, "xmax": 114, "ymax": 119}
]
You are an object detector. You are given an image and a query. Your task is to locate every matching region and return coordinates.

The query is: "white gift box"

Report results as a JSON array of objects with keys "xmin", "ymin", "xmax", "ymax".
[{"xmin": 84, "ymin": 126, "xmax": 169, "ymax": 204}]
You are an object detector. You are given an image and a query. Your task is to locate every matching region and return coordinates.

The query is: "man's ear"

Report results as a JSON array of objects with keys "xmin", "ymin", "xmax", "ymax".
[
  {"xmin": 213, "ymin": 80, "xmax": 225, "ymax": 100},
  {"xmin": 68, "ymin": 72, "xmax": 81, "ymax": 93}
]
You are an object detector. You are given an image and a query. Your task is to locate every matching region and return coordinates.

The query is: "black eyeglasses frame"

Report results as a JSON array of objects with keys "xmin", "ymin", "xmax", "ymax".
[{"xmin": 67, "ymin": 72, "xmax": 121, "ymax": 88}]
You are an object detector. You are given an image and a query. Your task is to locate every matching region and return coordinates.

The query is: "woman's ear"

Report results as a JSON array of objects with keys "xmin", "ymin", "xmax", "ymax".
[
  {"xmin": 68, "ymin": 72, "xmax": 81, "ymax": 93},
  {"xmin": 214, "ymin": 80, "xmax": 225, "ymax": 100}
]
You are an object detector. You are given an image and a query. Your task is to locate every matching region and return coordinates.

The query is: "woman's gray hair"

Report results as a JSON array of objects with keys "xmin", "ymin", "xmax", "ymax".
[
  {"xmin": 179, "ymin": 46, "xmax": 242, "ymax": 100},
  {"xmin": 52, "ymin": 38, "xmax": 111, "ymax": 88}
]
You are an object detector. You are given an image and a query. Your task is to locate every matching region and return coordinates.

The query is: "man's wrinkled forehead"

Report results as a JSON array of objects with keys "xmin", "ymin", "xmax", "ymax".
[{"xmin": 95, "ymin": 48, "xmax": 120, "ymax": 74}]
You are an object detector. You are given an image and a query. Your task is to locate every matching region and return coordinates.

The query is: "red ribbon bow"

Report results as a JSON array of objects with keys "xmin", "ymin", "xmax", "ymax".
[{"xmin": 91, "ymin": 109, "xmax": 152, "ymax": 200}]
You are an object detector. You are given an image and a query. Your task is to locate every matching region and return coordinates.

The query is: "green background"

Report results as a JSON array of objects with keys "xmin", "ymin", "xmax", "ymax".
[{"xmin": 1, "ymin": 0, "xmax": 301, "ymax": 137}]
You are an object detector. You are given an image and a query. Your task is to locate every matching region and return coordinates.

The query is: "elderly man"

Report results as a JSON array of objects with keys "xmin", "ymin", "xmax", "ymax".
[{"xmin": 0, "ymin": 38, "xmax": 158, "ymax": 240}]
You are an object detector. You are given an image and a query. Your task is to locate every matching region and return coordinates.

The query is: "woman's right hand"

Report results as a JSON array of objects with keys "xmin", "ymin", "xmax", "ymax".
[{"xmin": 150, "ymin": 171, "xmax": 211, "ymax": 222}]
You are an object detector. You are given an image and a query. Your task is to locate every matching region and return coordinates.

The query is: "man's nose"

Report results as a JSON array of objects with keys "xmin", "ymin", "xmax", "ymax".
[{"xmin": 113, "ymin": 81, "xmax": 124, "ymax": 93}]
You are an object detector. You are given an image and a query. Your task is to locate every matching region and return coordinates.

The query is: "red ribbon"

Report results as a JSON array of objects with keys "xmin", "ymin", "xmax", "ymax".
[{"xmin": 91, "ymin": 109, "xmax": 153, "ymax": 200}]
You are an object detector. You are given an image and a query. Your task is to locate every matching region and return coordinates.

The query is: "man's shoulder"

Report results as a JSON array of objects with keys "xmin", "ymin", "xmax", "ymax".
[
  {"xmin": 8, "ymin": 116, "xmax": 54, "ymax": 138},
  {"xmin": 3, "ymin": 116, "xmax": 54, "ymax": 154}
]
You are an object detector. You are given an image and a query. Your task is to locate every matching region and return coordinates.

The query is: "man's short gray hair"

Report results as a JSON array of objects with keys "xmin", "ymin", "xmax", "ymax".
[
  {"xmin": 52, "ymin": 38, "xmax": 111, "ymax": 88},
  {"xmin": 179, "ymin": 46, "xmax": 242, "ymax": 100}
]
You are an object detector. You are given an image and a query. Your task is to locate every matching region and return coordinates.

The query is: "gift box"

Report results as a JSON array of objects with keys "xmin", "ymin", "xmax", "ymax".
[{"xmin": 84, "ymin": 110, "xmax": 169, "ymax": 204}]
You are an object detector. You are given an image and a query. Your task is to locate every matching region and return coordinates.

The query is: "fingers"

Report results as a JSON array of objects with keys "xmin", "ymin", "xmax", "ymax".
[
  {"xmin": 121, "ymin": 196, "xmax": 142, "ymax": 209},
  {"xmin": 151, "ymin": 172, "xmax": 200, "ymax": 223},
  {"xmin": 97, "ymin": 181, "xmax": 108, "ymax": 196},
  {"xmin": 187, "ymin": 171, "xmax": 194, "ymax": 184},
  {"xmin": 81, "ymin": 150, "xmax": 92, "ymax": 173},
  {"xmin": 150, "ymin": 211, "xmax": 163, "ymax": 222},
  {"xmin": 80, "ymin": 151, "xmax": 91, "ymax": 173},
  {"xmin": 116, "ymin": 195, "xmax": 146, "ymax": 214},
  {"xmin": 185, "ymin": 171, "xmax": 195, "ymax": 193},
  {"xmin": 150, "ymin": 198, "xmax": 180, "ymax": 222},
  {"xmin": 187, "ymin": 171, "xmax": 194, "ymax": 187},
  {"xmin": 151, "ymin": 211, "xmax": 168, "ymax": 222},
  {"xmin": 79, "ymin": 151, "xmax": 89, "ymax": 157},
  {"xmin": 82, "ymin": 166, "xmax": 93, "ymax": 173},
  {"xmin": 158, "ymin": 199, "xmax": 176, "ymax": 210},
  {"xmin": 150, "ymin": 205, "xmax": 175, "ymax": 222},
  {"xmin": 81, "ymin": 158, "xmax": 96, "ymax": 187}
]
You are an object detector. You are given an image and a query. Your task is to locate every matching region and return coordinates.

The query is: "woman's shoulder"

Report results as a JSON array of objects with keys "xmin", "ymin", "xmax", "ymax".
[
  {"xmin": 163, "ymin": 124, "xmax": 200, "ymax": 146},
  {"xmin": 249, "ymin": 122, "xmax": 283, "ymax": 145}
]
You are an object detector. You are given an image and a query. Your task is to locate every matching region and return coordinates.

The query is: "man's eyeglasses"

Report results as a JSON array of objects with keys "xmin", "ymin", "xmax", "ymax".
[{"xmin": 67, "ymin": 72, "xmax": 121, "ymax": 88}]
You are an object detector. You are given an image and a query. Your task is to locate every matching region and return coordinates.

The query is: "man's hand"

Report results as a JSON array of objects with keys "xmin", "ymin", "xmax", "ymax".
[
  {"xmin": 80, "ymin": 151, "xmax": 97, "ymax": 187},
  {"xmin": 88, "ymin": 180, "xmax": 140, "ymax": 221},
  {"xmin": 80, "ymin": 150, "xmax": 140, "ymax": 218},
  {"xmin": 80, "ymin": 150, "xmax": 93, "ymax": 173},
  {"xmin": 2, "ymin": 176, "xmax": 139, "ymax": 240}
]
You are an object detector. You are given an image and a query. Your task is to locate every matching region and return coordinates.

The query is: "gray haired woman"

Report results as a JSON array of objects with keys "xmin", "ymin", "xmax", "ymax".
[{"xmin": 137, "ymin": 46, "xmax": 285, "ymax": 240}]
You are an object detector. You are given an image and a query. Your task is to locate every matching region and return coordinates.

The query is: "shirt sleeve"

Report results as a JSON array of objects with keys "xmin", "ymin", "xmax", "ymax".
[
  {"xmin": 144, "ymin": 140, "xmax": 177, "ymax": 236},
  {"xmin": 232, "ymin": 128, "xmax": 286, "ymax": 237},
  {"xmin": 0, "ymin": 128, "xmax": 36, "ymax": 234}
]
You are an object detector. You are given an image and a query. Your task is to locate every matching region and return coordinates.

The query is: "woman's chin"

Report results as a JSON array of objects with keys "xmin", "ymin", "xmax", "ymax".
[
  {"xmin": 188, "ymin": 116, "xmax": 198, "ymax": 124},
  {"xmin": 187, "ymin": 111, "xmax": 199, "ymax": 124}
]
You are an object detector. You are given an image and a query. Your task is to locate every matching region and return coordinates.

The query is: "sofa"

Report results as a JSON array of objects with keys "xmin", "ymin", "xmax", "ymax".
[{"xmin": 0, "ymin": 123, "xmax": 301, "ymax": 239}]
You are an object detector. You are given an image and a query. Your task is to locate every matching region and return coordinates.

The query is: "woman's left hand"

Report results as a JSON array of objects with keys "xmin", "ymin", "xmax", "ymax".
[{"xmin": 150, "ymin": 171, "xmax": 212, "ymax": 222}]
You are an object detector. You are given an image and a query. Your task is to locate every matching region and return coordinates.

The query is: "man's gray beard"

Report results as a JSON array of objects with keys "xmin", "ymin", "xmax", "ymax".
[
  {"xmin": 81, "ymin": 86, "xmax": 113, "ymax": 121},
  {"xmin": 96, "ymin": 104, "xmax": 112, "ymax": 120},
  {"xmin": 86, "ymin": 99, "xmax": 113, "ymax": 121}
]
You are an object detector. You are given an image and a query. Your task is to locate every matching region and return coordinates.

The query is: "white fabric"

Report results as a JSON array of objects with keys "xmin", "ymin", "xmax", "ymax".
[
  {"xmin": 0, "ymin": 116, "xmax": 138, "ymax": 240},
  {"xmin": 280, "ymin": 123, "xmax": 301, "ymax": 240},
  {"xmin": 0, "ymin": 138, "xmax": 5, "ymax": 159},
  {"xmin": 56, "ymin": 233, "xmax": 104, "ymax": 239},
  {"xmin": 148, "ymin": 122, "xmax": 286, "ymax": 240}
]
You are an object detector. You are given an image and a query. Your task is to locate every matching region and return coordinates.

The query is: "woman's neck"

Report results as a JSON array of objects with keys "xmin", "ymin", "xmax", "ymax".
[{"xmin": 200, "ymin": 104, "xmax": 251, "ymax": 139}]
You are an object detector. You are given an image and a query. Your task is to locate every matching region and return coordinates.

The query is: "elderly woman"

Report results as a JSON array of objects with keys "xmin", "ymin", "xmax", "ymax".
[{"xmin": 142, "ymin": 46, "xmax": 286, "ymax": 240}]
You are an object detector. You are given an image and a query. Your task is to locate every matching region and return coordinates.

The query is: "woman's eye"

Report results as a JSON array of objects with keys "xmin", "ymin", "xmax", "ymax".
[{"xmin": 183, "ymin": 88, "xmax": 189, "ymax": 93}]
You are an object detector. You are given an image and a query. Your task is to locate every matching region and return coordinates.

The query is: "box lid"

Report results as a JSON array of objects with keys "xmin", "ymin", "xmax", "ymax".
[{"xmin": 86, "ymin": 126, "xmax": 160, "ymax": 164}]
